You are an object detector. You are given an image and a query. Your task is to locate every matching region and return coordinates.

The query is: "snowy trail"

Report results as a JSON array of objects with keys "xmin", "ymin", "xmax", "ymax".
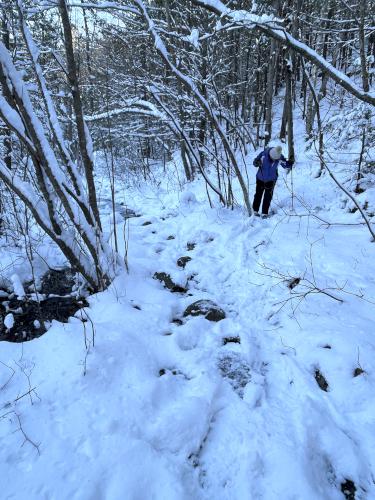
[
  {"xmin": 1, "ymin": 168, "xmax": 375, "ymax": 499},
  {"xmin": 119, "ymin": 187, "xmax": 375, "ymax": 499}
]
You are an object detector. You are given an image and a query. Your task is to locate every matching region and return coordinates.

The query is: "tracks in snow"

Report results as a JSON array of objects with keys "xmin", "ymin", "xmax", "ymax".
[{"xmin": 122, "ymin": 203, "xmax": 372, "ymax": 499}]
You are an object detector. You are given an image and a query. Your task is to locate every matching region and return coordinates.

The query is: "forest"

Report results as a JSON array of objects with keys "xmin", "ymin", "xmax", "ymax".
[{"xmin": 0, "ymin": 0, "xmax": 374, "ymax": 499}]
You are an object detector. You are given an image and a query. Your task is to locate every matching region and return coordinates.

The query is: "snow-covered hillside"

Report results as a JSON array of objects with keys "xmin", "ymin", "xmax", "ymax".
[{"xmin": 1, "ymin": 144, "xmax": 375, "ymax": 500}]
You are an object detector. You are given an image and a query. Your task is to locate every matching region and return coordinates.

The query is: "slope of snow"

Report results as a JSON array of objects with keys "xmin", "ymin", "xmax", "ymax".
[{"xmin": 1, "ymin": 143, "xmax": 375, "ymax": 499}]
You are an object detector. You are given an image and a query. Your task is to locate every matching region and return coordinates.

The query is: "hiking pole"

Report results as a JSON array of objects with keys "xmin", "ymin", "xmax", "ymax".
[
  {"xmin": 290, "ymin": 161, "xmax": 294, "ymax": 211},
  {"xmin": 286, "ymin": 156, "xmax": 295, "ymax": 211}
]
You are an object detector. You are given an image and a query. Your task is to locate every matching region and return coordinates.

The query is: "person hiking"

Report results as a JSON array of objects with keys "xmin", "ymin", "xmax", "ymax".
[{"xmin": 252, "ymin": 145, "xmax": 294, "ymax": 217}]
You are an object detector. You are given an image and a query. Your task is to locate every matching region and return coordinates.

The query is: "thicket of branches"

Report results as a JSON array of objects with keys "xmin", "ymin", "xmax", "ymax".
[{"xmin": 0, "ymin": 0, "xmax": 374, "ymax": 287}]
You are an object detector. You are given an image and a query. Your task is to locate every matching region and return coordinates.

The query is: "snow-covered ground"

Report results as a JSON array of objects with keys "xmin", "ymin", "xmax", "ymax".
[{"xmin": 1, "ymin": 142, "xmax": 375, "ymax": 499}]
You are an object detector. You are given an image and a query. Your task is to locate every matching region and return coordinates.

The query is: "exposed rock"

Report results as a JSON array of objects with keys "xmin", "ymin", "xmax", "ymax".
[
  {"xmin": 159, "ymin": 368, "xmax": 186, "ymax": 377},
  {"xmin": 353, "ymin": 367, "xmax": 365, "ymax": 377},
  {"xmin": 167, "ymin": 235, "xmax": 175, "ymax": 240},
  {"xmin": 223, "ymin": 336, "xmax": 241, "ymax": 345},
  {"xmin": 153, "ymin": 272, "xmax": 187, "ymax": 293},
  {"xmin": 341, "ymin": 479, "xmax": 356, "ymax": 500},
  {"xmin": 218, "ymin": 353, "xmax": 251, "ymax": 397},
  {"xmin": 183, "ymin": 300, "xmax": 225, "ymax": 322},
  {"xmin": 187, "ymin": 242, "xmax": 196, "ymax": 251},
  {"xmin": 40, "ymin": 268, "xmax": 75, "ymax": 296},
  {"xmin": 177, "ymin": 256, "xmax": 192, "ymax": 269},
  {"xmin": 171, "ymin": 318, "xmax": 183, "ymax": 326},
  {"xmin": 314, "ymin": 369, "xmax": 329, "ymax": 392},
  {"xmin": 142, "ymin": 221, "xmax": 152, "ymax": 226},
  {"xmin": 0, "ymin": 296, "xmax": 88, "ymax": 343},
  {"xmin": 287, "ymin": 277, "xmax": 301, "ymax": 289}
]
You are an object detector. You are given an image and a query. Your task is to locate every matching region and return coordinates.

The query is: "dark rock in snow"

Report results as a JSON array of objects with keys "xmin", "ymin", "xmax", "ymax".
[
  {"xmin": 223, "ymin": 336, "xmax": 241, "ymax": 345},
  {"xmin": 187, "ymin": 242, "xmax": 196, "ymax": 251},
  {"xmin": 218, "ymin": 353, "xmax": 251, "ymax": 397},
  {"xmin": 0, "ymin": 296, "xmax": 88, "ymax": 343},
  {"xmin": 167, "ymin": 235, "xmax": 175, "ymax": 240},
  {"xmin": 153, "ymin": 272, "xmax": 187, "ymax": 293},
  {"xmin": 314, "ymin": 369, "xmax": 329, "ymax": 392},
  {"xmin": 177, "ymin": 256, "xmax": 192, "ymax": 269},
  {"xmin": 40, "ymin": 268, "xmax": 75, "ymax": 296},
  {"xmin": 353, "ymin": 367, "xmax": 365, "ymax": 377},
  {"xmin": 287, "ymin": 277, "xmax": 301, "ymax": 290},
  {"xmin": 183, "ymin": 300, "xmax": 225, "ymax": 322},
  {"xmin": 142, "ymin": 221, "xmax": 152, "ymax": 226},
  {"xmin": 341, "ymin": 479, "xmax": 356, "ymax": 500},
  {"xmin": 0, "ymin": 267, "xmax": 89, "ymax": 343},
  {"xmin": 171, "ymin": 318, "xmax": 183, "ymax": 326},
  {"xmin": 159, "ymin": 368, "xmax": 185, "ymax": 377}
]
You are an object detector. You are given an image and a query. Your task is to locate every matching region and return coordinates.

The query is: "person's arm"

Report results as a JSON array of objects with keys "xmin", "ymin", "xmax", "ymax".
[
  {"xmin": 253, "ymin": 150, "xmax": 264, "ymax": 168},
  {"xmin": 280, "ymin": 155, "xmax": 294, "ymax": 169}
]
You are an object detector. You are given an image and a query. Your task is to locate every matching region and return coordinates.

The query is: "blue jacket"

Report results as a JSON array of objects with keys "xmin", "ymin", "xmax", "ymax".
[{"xmin": 253, "ymin": 148, "xmax": 293, "ymax": 182}]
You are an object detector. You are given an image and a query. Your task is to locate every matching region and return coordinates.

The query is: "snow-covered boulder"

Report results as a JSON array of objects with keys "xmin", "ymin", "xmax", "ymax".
[{"xmin": 183, "ymin": 300, "xmax": 225, "ymax": 322}]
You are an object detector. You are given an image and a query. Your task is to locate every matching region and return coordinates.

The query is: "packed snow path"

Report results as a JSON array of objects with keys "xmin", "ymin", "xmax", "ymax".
[{"xmin": 1, "ymin": 167, "xmax": 375, "ymax": 499}]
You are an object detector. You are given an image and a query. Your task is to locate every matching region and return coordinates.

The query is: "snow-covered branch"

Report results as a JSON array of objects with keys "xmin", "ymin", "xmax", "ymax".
[
  {"xmin": 26, "ymin": 1, "xmax": 138, "ymax": 16},
  {"xmin": 84, "ymin": 99, "xmax": 164, "ymax": 122},
  {"xmin": 134, "ymin": 0, "xmax": 252, "ymax": 214},
  {"xmin": 190, "ymin": 0, "xmax": 375, "ymax": 106}
]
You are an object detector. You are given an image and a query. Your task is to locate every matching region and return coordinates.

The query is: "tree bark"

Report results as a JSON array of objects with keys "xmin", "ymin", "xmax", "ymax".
[
  {"xmin": 359, "ymin": 0, "xmax": 369, "ymax": 92},
  {"xmin": 59, "ymin": 0, "xmax": 102, "ymax": 230},
  {"xmin": 264, "ymin": 39, "xmax": 276, "ymax": 146}
]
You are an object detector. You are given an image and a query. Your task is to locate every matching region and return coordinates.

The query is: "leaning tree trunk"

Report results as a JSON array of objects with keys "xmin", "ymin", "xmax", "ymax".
[
  {"xmin": 264, "ymin": 39, "xmax": 277, "ymax": 146},
  {"xmin": 59, "ymin": 0, "xmax": 102, "ymax": 231},
  {"xmin": 0, "ymin": 2, "xmax": 117, "ymax": 291}
]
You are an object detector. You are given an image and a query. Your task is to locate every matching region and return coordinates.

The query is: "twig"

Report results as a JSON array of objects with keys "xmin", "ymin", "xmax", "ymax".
[
  {"xmin": 15, "ymin": 361, "xmax": 40, "ymax": 405},
  {"xmin": 1, "ymin": 386, "xmax": 39, "ymax": 411},
  {"xmin": 0, "ymin": 360, "xmax": 15, "ymax": 391},
  {"xmin": 15, "ymin": 412, "xmax": 40, "ymax": 453},
  {"xmin": 280, "ymin": 337, "xmax": 297, "ymax": 355}
]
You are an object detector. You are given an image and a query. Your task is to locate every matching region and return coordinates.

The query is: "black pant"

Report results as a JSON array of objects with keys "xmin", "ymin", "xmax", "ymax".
[{"xmin": 252, "ymin": 179, "xmax": 276, "ymax": 215}]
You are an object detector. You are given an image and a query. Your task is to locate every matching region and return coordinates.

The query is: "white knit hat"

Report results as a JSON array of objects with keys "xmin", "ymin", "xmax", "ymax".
[{"xmin": 269, "ymin": 146, "xmax": 282, "ymax": 160}]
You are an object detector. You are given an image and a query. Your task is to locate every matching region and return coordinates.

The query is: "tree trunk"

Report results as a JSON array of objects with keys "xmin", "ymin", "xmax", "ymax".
[
  {"xmin": 359, "ymin": 0, "xmax": 369, "ymax": 92},
  {"xmin": 59, "ymin": 0, "xmax": 102, "ymax": 230},
  {"xmin": 285, "ymin": 61, "xmax": 295, "ymax": 163},
  {"xmin": 264, "ymin": 39, "xmax": 276, "ymax": 146}
]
